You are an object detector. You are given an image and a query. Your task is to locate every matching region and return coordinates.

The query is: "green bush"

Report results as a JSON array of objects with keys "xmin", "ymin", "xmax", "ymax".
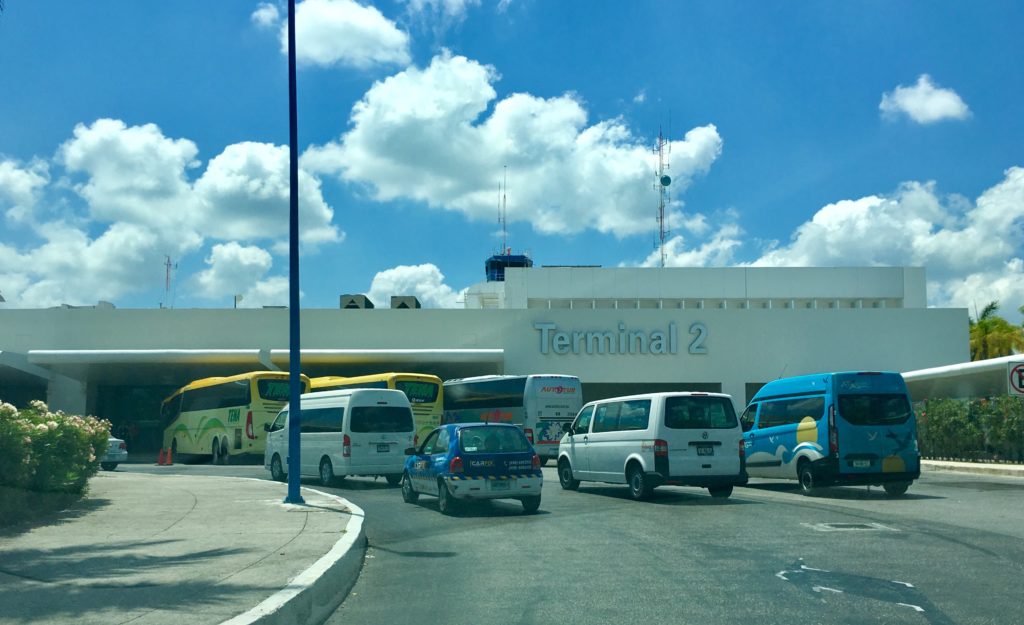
[
  {"xmin": 0, "ymin": 400, "xmax": 111, "ymax": 493},
  {"xmin": 918, "ymin": 397, "xmax": 1024, "ymax": 462}
]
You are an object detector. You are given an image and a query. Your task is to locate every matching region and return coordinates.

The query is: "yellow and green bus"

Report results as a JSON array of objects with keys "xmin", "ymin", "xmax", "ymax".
[
  {"xmin": 310, "ymin": 372, "xmax": 442, "ymax": 444},
  {"xmin": 161, "ymin": 371, "xmax": 310, "ymax": 463}
]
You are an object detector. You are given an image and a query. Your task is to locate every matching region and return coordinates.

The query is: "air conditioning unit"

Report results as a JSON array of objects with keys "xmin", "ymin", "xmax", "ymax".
[
  {"xmin": 340, "ymin": 294, "xmax": 375, "ymax": 309},
  {"xmin": 390, "ymin": 296, "xmax": 421, "ymax": 309}
]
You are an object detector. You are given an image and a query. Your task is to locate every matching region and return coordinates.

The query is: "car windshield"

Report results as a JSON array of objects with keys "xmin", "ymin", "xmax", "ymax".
[{"xmin": 459, "ymin": 426, "xmax": 530, "ymax": 454}]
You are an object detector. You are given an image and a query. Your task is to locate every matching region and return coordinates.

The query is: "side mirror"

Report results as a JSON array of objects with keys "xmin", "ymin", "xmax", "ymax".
[
  {"xmin": 404, "ymin": 447, "xmax": 417, "ymax": 456},
  {"xmin": 263, "ymin": 423, "xmax": 272, "ymax": 432},
  {"xmin": 562, "ymin": 422, "xmax": 573, "ymax": 434}
]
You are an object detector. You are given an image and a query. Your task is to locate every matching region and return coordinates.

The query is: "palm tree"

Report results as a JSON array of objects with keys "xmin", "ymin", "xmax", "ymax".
[{"xmin": 969, "ymin": 301, "xmax": 1024, "ymax": 360}]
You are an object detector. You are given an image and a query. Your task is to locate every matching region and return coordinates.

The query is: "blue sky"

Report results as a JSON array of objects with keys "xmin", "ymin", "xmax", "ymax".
[{"xmin": 1, "ymin": 0, "xmax": 1022, "ymax": 319}]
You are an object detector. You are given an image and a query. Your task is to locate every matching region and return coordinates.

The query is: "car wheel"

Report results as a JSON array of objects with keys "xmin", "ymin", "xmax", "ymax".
[
  {"xmin": 385, "ymin": 474, "xmax": 402, "ymax": 487},
  {"xmin": 708, "ymin": 485, "xmax": 733, "ymax": 498},
  {"xmin": 401, "ymin": 472, "xmax": 419, "ymax": 504},
  {"xmin": 883, "ymin": 481, "xmax": 910, "ymax": 497},
  {"xmin": 270, "ymin": 454, "xmax": 286, "ymax": 482},
  {"xmin": 627, "ymin": 464, "xmax": 652, "ymax": 501},
  {"xmin": 437, "ymin": 479, "xmax": 457, "ymax": 515},
  {"xmin": 100, "ymin": 462, "xmax": 117, "ymax": 471},
  {"xmin": 319, "ymin": 457, "xmax": 335, "ymax": 487},
  {"xmin": 521, "ymin": 495, "xmax": 541, "ymax": 514},
  {"xmin": 558, "ymin": 459, "xmax": 580, "ymax": 491},
  {"xmin": 798, "ymin": 460, "xmax": 817, "ymax": 496}
]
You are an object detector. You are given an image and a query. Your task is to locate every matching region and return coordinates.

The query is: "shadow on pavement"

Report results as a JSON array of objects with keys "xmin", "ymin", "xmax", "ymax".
[
  {"xmin": 742, "ymin": 483, "xmax": 945, "ymax": 501},
  {"xmin": 0, "ymin": 494, "xmax": 111, "ymax": 539},
  {"xmin": 576, "ymin": 485, "xmax": 760, "ymax": 506},
  {"xmin": 370, "ymin": 544, "xmax": 458, "ymax": 559}
]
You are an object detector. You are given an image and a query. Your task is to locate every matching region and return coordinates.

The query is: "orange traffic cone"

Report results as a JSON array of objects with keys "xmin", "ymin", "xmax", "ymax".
[
  {"xmin": 156, "ymin": 448, "xmax": 166, "ymax": 466},
  {"xmin": 166, "ymin": 448, "xmax": 174, "ymax": 466}
]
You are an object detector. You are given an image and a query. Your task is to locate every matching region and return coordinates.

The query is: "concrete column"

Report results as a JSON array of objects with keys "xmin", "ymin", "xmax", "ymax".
[{"xmin": 47, "ymin": 374, "xmax": 88, "ymax": 415}]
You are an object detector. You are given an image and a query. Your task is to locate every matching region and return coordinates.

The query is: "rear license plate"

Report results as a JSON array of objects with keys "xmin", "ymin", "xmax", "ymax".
[
  {"xmin": 376, "ymin": 444, "xmax": 390, "ymax": 453},
  {"xmin": 490, "ymin": 480, "xmax": 511, "ymax": 491},
  {"xmin": 852, "ymin": 460, "xmax": 870, "ymax": 468},
  {"xmin": 697, "ymin": 445, "xmax": 714, "ymax": 456}
]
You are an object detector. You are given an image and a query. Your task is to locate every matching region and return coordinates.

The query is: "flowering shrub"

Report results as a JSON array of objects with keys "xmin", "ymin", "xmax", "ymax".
[{"xmin": 0, "ymin": 400, "xmax": 111, "ymax": 493}]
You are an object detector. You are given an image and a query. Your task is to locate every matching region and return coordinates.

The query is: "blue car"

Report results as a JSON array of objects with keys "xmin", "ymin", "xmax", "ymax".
[{"xmin": 401, "ymin": 423, "xmax": 543, "ymax": 514}]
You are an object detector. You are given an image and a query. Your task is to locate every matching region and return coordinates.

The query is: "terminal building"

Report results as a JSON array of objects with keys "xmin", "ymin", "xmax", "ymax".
[{"xmin": 0, "ymin": 264, "xmax": 969, "ymax": 451}]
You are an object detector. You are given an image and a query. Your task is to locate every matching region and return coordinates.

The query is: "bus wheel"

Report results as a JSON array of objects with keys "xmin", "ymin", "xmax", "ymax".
[
  {"xmin": 270, "ymin": 454, "xmax": 286, "ymax": 482},
  {"xmin": 212, "ymin": 439, "xmax": 221, "ymax": 465},
  {"xmin": 319, "ymin": 457, "xmax": 336, "ymax": 487},
  {"xmin": 220, "ymin": 440, "xmax": 230, "ymax": 465},
  {"xmin": 883, "ymin": 481, "xmax": 910, "ymax": 497},
  {"xmin": 798, "ymin": 460, "xmax": 817, "ymax": 496}
]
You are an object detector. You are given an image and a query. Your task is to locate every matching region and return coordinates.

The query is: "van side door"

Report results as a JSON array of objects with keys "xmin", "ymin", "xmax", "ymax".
[{"xmin": 564, "ymin": 405, "xmax": 594, "ymax": 479}]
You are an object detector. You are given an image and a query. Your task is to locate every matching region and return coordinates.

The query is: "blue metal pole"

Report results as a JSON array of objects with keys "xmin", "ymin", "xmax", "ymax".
[{"xmin": 284, "ymin": 0, "xmax": 304, "ymax": 505}]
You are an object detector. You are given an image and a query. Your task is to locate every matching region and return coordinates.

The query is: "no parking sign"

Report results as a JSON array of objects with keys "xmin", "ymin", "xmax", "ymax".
[{"xmin": 1010, "ymin": 362, "xmax": 1024, "ymax": 397}]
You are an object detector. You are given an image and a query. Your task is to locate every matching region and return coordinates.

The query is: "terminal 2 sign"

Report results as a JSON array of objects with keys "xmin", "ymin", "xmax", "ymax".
[{"xmin": 533, "ymin": 322, "xmax": 709, "ymax": 356}]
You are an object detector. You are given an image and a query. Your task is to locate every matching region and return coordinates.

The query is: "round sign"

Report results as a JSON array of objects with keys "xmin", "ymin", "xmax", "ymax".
[
  {"xmin": 660, "ymin": 175, "xmax": 672, "ymax": 187},
  {"xmin": 1010, "ymin": 364, "xmax": 1024, "ymax": 395}
]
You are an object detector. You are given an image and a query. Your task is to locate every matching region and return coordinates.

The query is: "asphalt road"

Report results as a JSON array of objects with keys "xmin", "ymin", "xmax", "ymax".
[{"xmin": 127, "ymin": 464, "xmax": 1024, "ymax": 625}]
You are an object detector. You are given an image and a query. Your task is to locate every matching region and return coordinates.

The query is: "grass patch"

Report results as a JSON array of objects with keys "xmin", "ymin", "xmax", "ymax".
[{"xmin": 0, "ymin": 485, "xmax": 84, "ymax": 530}]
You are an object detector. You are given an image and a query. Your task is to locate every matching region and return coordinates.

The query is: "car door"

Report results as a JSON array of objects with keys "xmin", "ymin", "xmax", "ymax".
[
  {"xmin": 410, "ymin": 429, "xmax": 440, "ymax": 493},
  {"xmin": 426, "ymin": 428, "xmax": 451, "ymax": 496},
  {"xmin": 564, "ymin": 405, "xmax": 594, "ymax": 479}
]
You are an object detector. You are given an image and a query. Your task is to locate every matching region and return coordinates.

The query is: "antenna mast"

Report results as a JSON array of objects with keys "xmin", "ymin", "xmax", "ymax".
[
  {"xmin": 654, "ymin": 127, "xmax": 672, "ymax": 267},
  {"xmin": 162, "ymin": 255, "xmax": 177, "ymax": 309},
  {"xmin": 499, "ymin": 165, "xmax": 509, "ymax": 254}
]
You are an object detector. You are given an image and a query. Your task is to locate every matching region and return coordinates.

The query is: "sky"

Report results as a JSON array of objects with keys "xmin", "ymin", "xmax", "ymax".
[{"xmin": 0, "ymin": 1, "xmax": 1022, "ymax": 320}]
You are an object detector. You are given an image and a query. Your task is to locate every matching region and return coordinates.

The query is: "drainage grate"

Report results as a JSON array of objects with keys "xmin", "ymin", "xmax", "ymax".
[{"xmin": 802, "ymin": 522, "xmax": 899, "ymax": 532}]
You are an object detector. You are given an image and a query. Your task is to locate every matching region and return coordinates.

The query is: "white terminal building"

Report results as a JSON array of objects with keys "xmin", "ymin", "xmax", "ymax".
[{"xmin": 0, "ymin": 264, "xmax": 970, "ymax": 450}]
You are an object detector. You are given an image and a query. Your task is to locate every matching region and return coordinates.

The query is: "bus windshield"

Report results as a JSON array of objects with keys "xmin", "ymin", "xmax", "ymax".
[{"xmin": 837, "ymin": 394, "xmax": 912, "ymax": 425}]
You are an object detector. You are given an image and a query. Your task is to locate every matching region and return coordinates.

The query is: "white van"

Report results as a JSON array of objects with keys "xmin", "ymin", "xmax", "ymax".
[
  {"xmin": 264, "ymin": 389, "xmax": 415, "ymax": 487},
  {"xmin": 556, "ymin": 392, "xmax": 748, "ymax": 500}
]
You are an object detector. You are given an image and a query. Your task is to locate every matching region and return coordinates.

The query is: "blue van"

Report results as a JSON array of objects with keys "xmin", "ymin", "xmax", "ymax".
[{"xmin": 740, "ymin": 372, "xmax": 920, "ymax": 496}]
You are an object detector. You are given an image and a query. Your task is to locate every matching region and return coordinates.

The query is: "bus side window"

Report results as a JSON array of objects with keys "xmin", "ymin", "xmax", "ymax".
[{"xmin": 740, "ymin": 405, "xmax": 757, "ymax": 432}]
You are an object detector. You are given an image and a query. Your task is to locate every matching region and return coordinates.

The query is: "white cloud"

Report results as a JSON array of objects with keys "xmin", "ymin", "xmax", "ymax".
[
  {"xmin": 879, "ymin": 74, "xmax": 970, "ymax": 124},
  {"xmin": 0, "ymin": 158, "xmax": 49, "ymax": 223},
  {"xmin": 404, "ymin": 0, "xmax": 480, "ymax": 27},
  {"xmin": 193, "ymin": 242, "xmax": 289, "ymax": 307},
  {"xmin": 496, "ymin": 0, "xmax": 514, "ymax": 13},
  {"xmin": 283, "ymin": 0, "xmax": 411, "ymax": 69},
  {"xmin": 251, "ymin": 2, "xmax": 281, "ymax": 29},
  {"xmin": 638, "ymin": 223, "xmax": 743, "ymax": 268},
  {"xmin": 751, "ymin": 167, "xmax": 1024, "ymax": 317},
  {"xmin": 366, "ymin": 263, "xmax": 464, "ymax": 308},
  {"xmin": 305, "ymin": 52, "xmax": 722, "ymax": 237},
  {"xmin": 633, "ymin": 89, "xmax": 646, "ymax": 104}
]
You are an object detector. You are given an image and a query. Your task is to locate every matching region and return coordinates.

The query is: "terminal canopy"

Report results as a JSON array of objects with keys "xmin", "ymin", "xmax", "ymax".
[{"xmin": 902, "ymin": 355, "xmax": 1024, "ymax": 400}]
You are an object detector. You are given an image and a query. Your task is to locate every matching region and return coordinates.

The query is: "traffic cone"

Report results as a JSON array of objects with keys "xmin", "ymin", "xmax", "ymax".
[
  {"xmin": 156, "ymin": 448, "xmax": 166, "ymax": 466},
  {"xmin": 166, "ymin": 447, "xmax": 174, "ymax": 466}
]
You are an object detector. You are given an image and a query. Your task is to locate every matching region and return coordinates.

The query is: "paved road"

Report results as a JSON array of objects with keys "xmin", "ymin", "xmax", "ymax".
[{"xmin": 126, "ymin": 465, "xmax": 1024, "ymax": 625}]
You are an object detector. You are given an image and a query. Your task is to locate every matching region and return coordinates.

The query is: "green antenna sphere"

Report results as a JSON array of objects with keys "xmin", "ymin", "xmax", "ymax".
[{"xmin": 660, "ymin": 175, "xmax": 672, "ymax": 187}]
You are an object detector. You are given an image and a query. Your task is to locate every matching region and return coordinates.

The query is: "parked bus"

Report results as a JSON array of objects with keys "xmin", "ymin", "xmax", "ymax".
[
  {"xmin": 442, "ymin": 374, "xmax": 582, "ymax": 464},
  {"xmin": 309, "ymin": 373, "xmax": 442, "ymax": 444},
  {"xmin": 740, "ymin": 371, "xmax": 920, "ymax": 496},
  {"xmin": 161, "ymin": 371, "xmax": 310, "ymax": 463}
]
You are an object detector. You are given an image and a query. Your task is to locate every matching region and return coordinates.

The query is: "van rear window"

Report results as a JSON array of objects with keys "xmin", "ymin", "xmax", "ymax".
[
  {"xmin": 665, "ymin": 396, "xmax": 738, "ymax": 429},
  {"xmin": 349, "ymin": 406, "xmax": 415, "ymax": 433},
  {"xmin": 837, "ymin": 394, "xmax": 912, "ymax": 425}
]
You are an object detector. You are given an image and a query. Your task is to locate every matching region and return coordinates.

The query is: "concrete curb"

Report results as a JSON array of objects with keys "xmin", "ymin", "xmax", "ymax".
[
  {"xmin": 219, "ymin": 486, "xmax": 366, "ymax": 625},
  {"xmin": 922, "ymin": 460, "xmax": 1024, "ymax": 478}
]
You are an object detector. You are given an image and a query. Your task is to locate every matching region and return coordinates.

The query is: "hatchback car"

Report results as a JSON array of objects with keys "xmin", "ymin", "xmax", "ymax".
[
  {"xmin": 101, "ymin": 436, "xmax": 128, "ymax": 471},
  {"xmin": 401, "ymin": 423, "xmax": 543, "ymax": 514}
]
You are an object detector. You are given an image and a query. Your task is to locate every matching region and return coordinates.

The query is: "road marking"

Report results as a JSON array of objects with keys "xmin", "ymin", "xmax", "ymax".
[{"xmin": 801, "ymin": 522, "xmax": 899, "ymax": 532}]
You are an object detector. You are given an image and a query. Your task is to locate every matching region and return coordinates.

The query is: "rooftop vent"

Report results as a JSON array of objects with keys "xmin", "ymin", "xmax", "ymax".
[
  {"xmin": 390, "ymin": 295, "xmax": 421, "ymax": 309},
  {"xmin": 340, "ymin": 294, "xmax": 375, "ymax": 309}
]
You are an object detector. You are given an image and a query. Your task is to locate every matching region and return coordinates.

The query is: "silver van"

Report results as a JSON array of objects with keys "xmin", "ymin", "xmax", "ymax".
[
  {"xmin": 557, "ymin": 392, "xmax": 747, "ymax": 500},
  {"xmin": 264, "ymin": 389, "xmax": 415, "ymax": 487}
]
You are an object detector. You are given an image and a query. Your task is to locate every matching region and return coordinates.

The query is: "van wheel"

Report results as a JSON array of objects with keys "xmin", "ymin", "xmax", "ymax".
[
  {"xmin": 437, "ymin": 479, "xmax": 457, "ymax": 515},
  {"xmin": 318, "ymin": 457, "xmax": 336, "ymax": 487},
  {"xmin": 627, "ymin": 464, "xmax": 652, "ymax": 501},
  {"xmin": 708, "ymin": 485, "xmax": 733, "ymax": 498},
  {"xmin": 558, "ymin": 459, "xmax": 580, "ymax": 491},
  {"xmin": 401, "ymin": 472, "xmax": 419, "ymax": 504},
  {"xmin": 385, "ymin": 474, "xmax": 402, "ymax": 487},
  {"xmin": 270, "ymin": 454, "xmax": 286, "ymax": 482},
  {"xmin": 521, "ymin": 495, "xmax": 541, "ymax": 514},
  {"xmin": 798, "ymin": 460, "xmax": 817, "ymax": 496},
  {"xmin": 883, "ymin": 481, "xmax": 910, "ymax": 497}
]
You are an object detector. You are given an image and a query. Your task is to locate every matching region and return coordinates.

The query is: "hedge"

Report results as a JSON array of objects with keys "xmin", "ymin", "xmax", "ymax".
[
  {"xmin": 0, "ymin": 400, "xmax": 111, "ymax": 493},
  {"xmin": 917, "ymin": 397, "xmax": 1024, "ymax": 462}
]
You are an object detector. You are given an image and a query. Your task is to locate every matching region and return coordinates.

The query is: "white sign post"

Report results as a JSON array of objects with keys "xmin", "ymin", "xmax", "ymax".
[{"xmin": 1009, "ymin": 362, "xmax": 1024, "ymax": 397}]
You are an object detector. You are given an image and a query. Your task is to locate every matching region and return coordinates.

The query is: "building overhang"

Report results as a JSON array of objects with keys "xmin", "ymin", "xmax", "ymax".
[{"xmin": 903, "ymin": 355, "xmax": 1024, "ymax": 400}]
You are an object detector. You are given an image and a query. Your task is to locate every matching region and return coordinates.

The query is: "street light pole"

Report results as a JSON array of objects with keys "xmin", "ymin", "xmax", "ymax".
[{"xmin": 284, "ymin": 0, "xmax": 304, "ymax": 505}]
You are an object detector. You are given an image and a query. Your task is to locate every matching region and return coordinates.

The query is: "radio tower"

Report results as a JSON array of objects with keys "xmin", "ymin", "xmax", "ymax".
[
  {"xmin": 498, "ymin": 165, "xmax": 509, "ymax": 255},
  {"xmin": 654, "ymin": 127, "xmax": 672, "ymax": 268},
  {"xmin": 162, "ymin": 255, "xmax": 177, "ymax": 309}
]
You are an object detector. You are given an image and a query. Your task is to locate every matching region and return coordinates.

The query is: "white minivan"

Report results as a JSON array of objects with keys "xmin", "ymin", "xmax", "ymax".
[
  {"xmin": 264, "ymin": 389, "xmax": 415, "ymax": 487},
  {"xmin": 557, "ymin": 392, "xmax": 748, "ymax": 500}
]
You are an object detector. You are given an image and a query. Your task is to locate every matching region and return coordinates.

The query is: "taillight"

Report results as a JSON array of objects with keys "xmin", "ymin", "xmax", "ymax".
[
  {"xmin": 449, "ymin": 456, "xmax": 463, "ymax": 473},
  {"xmin": 828, "ymin": 404, "xmax": 839, "ymax": 456},
  {"xmin": 118, "ymin": 441, "xmax": 127, "ymax": 450},
  {"xmin": 532, "ymin": 454, "xmax": 541, "ymax": 469},
  {"xmin": 653, "ymin": 439, "xmax": 668, "ymax": 457},
  {"xmin": 738, "ymin": 438, "xmax": 745, "ymax": 458},
  {"xmin": 245, "ymin": 411, "xmax": 255, "ymax": 439},
  {"xmin": 524, "ymin": 428, "xmax": 534, "ymax": 443},
  {"xmin": 343, "ymin": 434, "xmax": 351, "ymax": 458}
]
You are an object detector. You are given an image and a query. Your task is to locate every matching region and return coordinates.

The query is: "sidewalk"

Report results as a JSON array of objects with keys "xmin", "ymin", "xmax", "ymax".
[
  {"xmin": 922, "ymin": 459, "xmax": 1024, "ymax": 478},
  {"xmin": 0, "ymin": 472, "xmax": 365, "ymax": 625}
]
